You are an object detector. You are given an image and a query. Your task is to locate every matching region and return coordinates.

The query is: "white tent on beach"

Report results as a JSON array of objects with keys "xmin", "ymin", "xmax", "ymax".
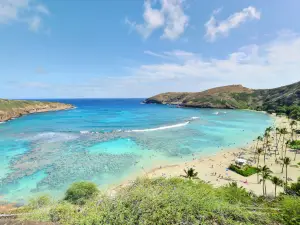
[{"xmin": 235, "ymin": 158, "xmax": 247, "ymax": 166}]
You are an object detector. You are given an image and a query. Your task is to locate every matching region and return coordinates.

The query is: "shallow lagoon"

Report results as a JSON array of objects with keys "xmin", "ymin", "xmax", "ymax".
[{"xmin": 0, "ymin": 99, "xmax": 273, "ymax": 203}]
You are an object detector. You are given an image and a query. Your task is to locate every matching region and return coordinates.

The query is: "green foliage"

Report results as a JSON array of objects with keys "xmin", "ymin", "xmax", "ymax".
[
  {"xmin": 272, "ymin": 196, "xmax": 300, "ymax": 225},
  {"xmin": 217, "ymin": 182, "xmax": 252, "ymax": 204},
  {"xmin": 229, "ymin": 164, "xmax": 260, "ymax": 177},
  {"xmin": 64, "ymin": 181, "xmax": 99, "ymax": 205},
  {"xmin": 289, "ymin": 140, "xmax": 300, "ymax": 149},
  {"xmin": 181, "ymin": 167, "xmax": 198, "ymax": 179},
  {"xmin": 274, "ymin": 105, "xmax": 300, "ymax": 120},
  {"xmin": 28, "ymin": 194, "xmax": 52, "ymax": 209},
  {"xmin": 49, "ymin": 202, "xmax": 77, "ymax": 223},
  {"xmin": 22, "ymin": 177, "xmax": 300, "ymax": 225},
  {"xmin": 286, "ymin": 177, "xmax": 300, "ymax": 196}
]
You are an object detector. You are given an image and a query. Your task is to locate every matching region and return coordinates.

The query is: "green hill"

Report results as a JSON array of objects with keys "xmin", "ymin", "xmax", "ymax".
[
  {"xmin": 144, "ymin": 81, "xmax": 300, "ymax": 113},
  {"xmin": 10, "ymin": 178, "xmax": 300, "ymax": 225}
]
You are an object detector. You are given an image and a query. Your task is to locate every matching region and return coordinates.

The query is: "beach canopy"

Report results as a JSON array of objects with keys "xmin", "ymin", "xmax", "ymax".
[{"xmin": 235, "ymin": 158, "xmax": 247, "ymax": 165}]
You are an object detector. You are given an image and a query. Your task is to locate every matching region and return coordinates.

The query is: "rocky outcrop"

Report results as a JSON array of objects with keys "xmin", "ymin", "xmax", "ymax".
[
  {"xmin": 0, "ymin": 99, "xmax": 74, "ymax": 122},
  {"xmin": 144, "ymin": 81, "xmax": 300, "ymax": 110}
]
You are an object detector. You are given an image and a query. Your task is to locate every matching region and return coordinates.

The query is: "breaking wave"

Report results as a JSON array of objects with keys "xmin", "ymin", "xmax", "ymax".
[
  {"xmin": 128, "ymin": 121, "xmax": 190, "ymax": 133},
  {"xmin": 27, "ymin": 132, "xmax": 79, "ymax": 143}
]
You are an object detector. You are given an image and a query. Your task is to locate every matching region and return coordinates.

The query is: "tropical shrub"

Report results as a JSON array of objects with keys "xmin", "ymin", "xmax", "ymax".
[
  {"xmin": 28, "ymin": 194, "xmax": 52, "ymax": 209},
  {"xmin": 289, "ymin": 140, "xmax": 300, "ymax": 149},
  {"xmin": 229, "ymin": 164, "xmax": 260, "ymax": 177},
  {"xmin": 272, "ymin": 196, "xmax": 300, "ymax": 225},
  {"xmin": 286, "ymin": 177, "xmax": 300, "ymax": 196},
  {"xmin": 49, "ymin": 202, "xmax": 77, "ymax": 223},
  {"xmin": 64, "ymin": 181, "xmax": 99, "ymax": 205}
]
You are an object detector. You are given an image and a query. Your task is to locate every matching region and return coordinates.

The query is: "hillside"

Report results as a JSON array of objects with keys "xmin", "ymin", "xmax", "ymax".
[
  {"xmin": 144, "ymin": 81, "xmax": 300, "ymax": 111},
  {"xmin": 0, "ymin": 99, "xmax": 74, "ymax": 122},
  {"xmin": 8, "ymin": 178, "xmax": 300, "ymax": 224}
]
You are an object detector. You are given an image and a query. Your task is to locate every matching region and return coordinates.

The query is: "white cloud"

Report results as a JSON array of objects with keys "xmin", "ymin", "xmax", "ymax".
[
  {"xmin": 35, "ymin": 4, "xmax": 49, "ymax": 15},
  {"xmin": 126, "ymin": 0, "xmax": 188, "ymax": 40},
  {"xmin": 121, "ymin": 30, "xmax": 300, "ymax": 96},
  {"xmin": 34, "ymin": 31, "xmax": 299, "ymax": 98},
  {"xmin": 205, "ymin": 6, "xmax": 261, "ymax": 42},
  {"xmin": 28, "ymin": 15, "xmax": 41, "ymax": 32},
  {"xmin": 0, "ymin": 0, "xmax": 49, "ymax": 31}
]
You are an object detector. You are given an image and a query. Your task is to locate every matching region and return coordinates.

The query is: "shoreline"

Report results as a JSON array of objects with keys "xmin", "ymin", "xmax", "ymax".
[
  {"xmin": 1, "ymin": 113, "xmax": 299, "ymax": 210},
  {"xmin": 110, "ymin": 114, "xmax": 299, "ymax": 197},
  {"xmin": 0, "ymin": 103, "xmax": 74, "ymax": 123}
]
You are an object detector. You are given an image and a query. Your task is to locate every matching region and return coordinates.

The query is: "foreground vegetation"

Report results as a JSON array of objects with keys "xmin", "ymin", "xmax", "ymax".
[{"xmin": 12, "ymin": 177, "xmax": 299, "ymax": 225}]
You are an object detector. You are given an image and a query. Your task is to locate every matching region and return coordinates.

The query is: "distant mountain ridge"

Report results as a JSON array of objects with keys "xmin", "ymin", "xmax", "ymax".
[
  {"xmin": 144, "ymin": 81, "xmax": 300, "ymax": 110},
  {"xmin": 0, "ymin": 99, "xmax": 74, "ymax": 122}
]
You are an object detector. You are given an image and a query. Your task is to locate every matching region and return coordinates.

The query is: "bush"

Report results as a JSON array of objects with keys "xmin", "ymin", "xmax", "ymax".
[
  {"xmin": 22, "ymin": 177, "xmax": 300, "ymax": 225},
  {"xmin": 64, "ymin": 181, "xmax": 99, "ymax": 205},
  {"xmin": 272, "ymin": 196, "xmax": 300, "ymax": 225},
  {"xmin": 73, "ymin": 178, "xmax": 270, "ymax": 224},
  {"xmin": 286, "ymin": 177, "xmax": 300, "ymax": 196},
  {"xmin": 28, "ymin": 194, "xmax": 52, "ymax": 209},
  {"xmin": 289, "ymin": 140, "xmax": 300, "ymax": 149},
  {"xmin": 49, "ymin": 202, "xmax": 76, "ymax": 223},
  {"xmin": 229, "ymin": 164, "xmax": 260, "ymax": 177},
  {"xmin": 217, "ymin": 182, "xmax": 252, "ymax": 204}
]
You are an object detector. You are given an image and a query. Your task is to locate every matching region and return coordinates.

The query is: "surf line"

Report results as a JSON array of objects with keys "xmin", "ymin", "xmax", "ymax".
[{"xmin": 127, "ymin": 117, "xmax": 199, "ymax": 133}]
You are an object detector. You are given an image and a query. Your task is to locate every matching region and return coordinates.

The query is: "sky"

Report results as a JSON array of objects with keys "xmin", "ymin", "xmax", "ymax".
[{"xmin": 1, "ymin": 0, "xmax": 300, "ymax": 99}]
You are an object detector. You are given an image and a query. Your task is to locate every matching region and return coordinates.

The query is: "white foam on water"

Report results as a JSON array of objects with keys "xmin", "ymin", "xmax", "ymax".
[
  {"xmin": 128, "ymin": 121, "xmax": 190, "ymax": 133},
  {"xmin": 213, "ymin": 112, "xmax": 219, "ymax": 115},
  {"xmin": 80, "ymin": 130, "xmax": 90, "ymax": 134},
  {"xmin": 190, "ymin": 116, "xmax": 199, "ymax": 120},
  {"xmin": 27, "ymin": 132, "xmax": 78, "ymax": 142}
]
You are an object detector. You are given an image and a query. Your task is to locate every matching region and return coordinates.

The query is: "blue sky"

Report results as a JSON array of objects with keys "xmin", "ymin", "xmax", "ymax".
[{"xmin": 1, "ymin": 0, "xmax": 300, "ymax": 98}]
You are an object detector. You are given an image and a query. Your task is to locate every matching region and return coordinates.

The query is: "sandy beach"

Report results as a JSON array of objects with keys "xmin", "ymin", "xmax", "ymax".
[{"xmin": 113, "ymin": 115, "xmax": 300, "ymax": 197}]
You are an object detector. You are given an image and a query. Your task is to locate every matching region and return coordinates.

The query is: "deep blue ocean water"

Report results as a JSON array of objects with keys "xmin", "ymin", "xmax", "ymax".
[{"xmin": 0, "ymin": 99, "xmax": 273, "ymax": 203}]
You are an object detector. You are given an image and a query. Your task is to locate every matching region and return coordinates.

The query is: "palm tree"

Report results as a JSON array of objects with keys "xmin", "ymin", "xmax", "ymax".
[
  {"xmin": 275, "ymin": 127, "xmax": 282, "ymax": 156},
  {"xmin": 284, "ymin": 140, "xmax": 290, "ymax": 158},
  {"xmin": 256, "ymin": 148, "xmax": 264, "ymax": 183},
  {"xmin": 255, "ymin": 136, "xmax": 263, "ymax": 154},
  {"xmin": 283, "ymin": 157, "xmax": 291, "ymax": 190},
  {"xmin": 259, "ymin": 165, "xmax": 272, "ymax": 196},
  {"xmin": 290, "ymin": 120, "xmax": 297, "ymax": 140},
  {"xmin": 181, "ymin": 168, "xmax": 198, "ymax": 180},
  {"xmin": 294, "ymin": 147, "xmax": 299, "ymax": 161},
  {"xmin": 263, "ymin": 131, "xmax": 271, "ymax": 165},
  {"xmin": 270, "ymin": 176, "xmax": 283, "ymax": 197},
  {"xmin": 280, "ymin": 128, "xmax": 288, "ymax": 159}
]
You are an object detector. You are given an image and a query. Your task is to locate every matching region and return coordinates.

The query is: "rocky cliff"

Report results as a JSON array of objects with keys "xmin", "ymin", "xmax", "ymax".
[
  {"xmin": 0, "ymin": 99, "xmax": 74, "ymax": 122},
  {"xmin": 144, "ymin": 81, "xmax": 300, "ymax": 110}
]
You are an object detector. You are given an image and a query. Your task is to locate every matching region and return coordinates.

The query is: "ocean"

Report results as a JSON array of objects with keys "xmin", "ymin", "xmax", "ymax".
[{"xmin": 0, "ymin": 99, "xmax": 273, "ymax": 203}]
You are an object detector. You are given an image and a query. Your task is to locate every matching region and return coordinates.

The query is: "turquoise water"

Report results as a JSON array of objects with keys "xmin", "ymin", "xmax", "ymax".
[{"xmin": 0, "ymin": 99, "xmax": 273, "ymax": 203}]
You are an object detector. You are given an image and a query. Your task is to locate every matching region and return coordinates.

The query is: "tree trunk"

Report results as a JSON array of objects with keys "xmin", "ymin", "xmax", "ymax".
[
  {"xmin": 264, "ymin": 181, "xmax": 267, "ymax": 196},
  {"xmin": 276, "ymin": 134, "xmax": 281, "ymax": 155},
  {"xmin": 285, "ymin": 165, "xmax": 288, "ymax": 189},
  {"xmin": 281, "ymin": 136, "xmax": 285, "ymax": 159},
  {"xmin": 275, "ymin": 185, "xmax": 277, "ymax": 198},
  {"xmin": 257, "ymin": 157, "xmax": 260, "ymax": 183}
]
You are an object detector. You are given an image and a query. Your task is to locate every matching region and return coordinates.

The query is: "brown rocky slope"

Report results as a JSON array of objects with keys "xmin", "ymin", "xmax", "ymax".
[{"xmin": 0, "ymin": 99, "xmax": 74, "ymax": 122}]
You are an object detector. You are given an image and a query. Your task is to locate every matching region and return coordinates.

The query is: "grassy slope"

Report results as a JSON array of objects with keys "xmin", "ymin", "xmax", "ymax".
[
  {"xmin": 0, "ymin": 99, "xmax": 73, "ymax": 122},
  {"xmin": 144, "ymin": 81, "xmax": 300, "ymax": 110},
  {"xmin": 19, "ymin": 178, "xmax": 300, "ymax": 225}
]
